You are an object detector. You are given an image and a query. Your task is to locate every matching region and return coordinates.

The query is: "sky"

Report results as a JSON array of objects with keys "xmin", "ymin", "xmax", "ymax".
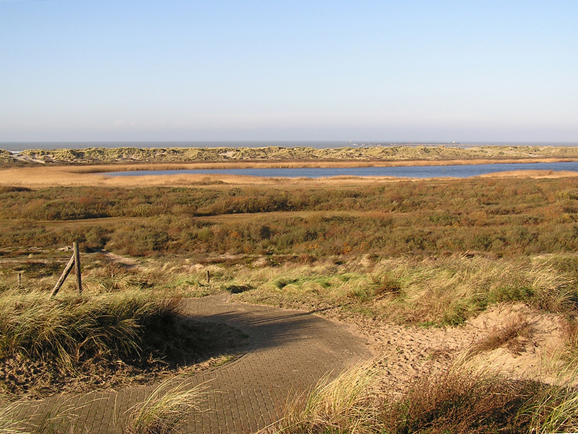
[{"xmin": 1, "ymin": 0, "xmax": 577, "ymax": 143}]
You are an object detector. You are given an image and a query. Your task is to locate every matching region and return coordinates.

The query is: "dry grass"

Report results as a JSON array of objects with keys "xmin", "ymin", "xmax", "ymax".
[
  {"xmin": 0, "ymin": 285, "xmax": 199, "ymax": 397},
  {"xmin": 123, "ymin": 379, "xmax": 206, "ymax": 434},
  {"xmin": 560, "ymin": 317, "xmax": 578, "ymax": 366},
  {"xmin": 0, "ymin": 289, "xmax": 179, "ymax": 369},
  {"xmin": 3, "ymin": 155, "xmax": 578, "ymax": 189},
  {"xmin": 262, "ymin": 362, "xmax": 578, "ymax": 434},
  {"xmin": 234, "ymin": 255, "xmax": 574, "ymax": 326},
  {"xmin": 468, "ymin": 315, "xmax": 532, "ymax": 357},
  {"xmin": 0, "ymin": 379, "xmax": 206, "ymax": 434},
  {"xmin": 259, "ymin": 363, "xmax": 378, "ymax": 434},
  {"xmin": 0, "ymin": 402, "xmax": 27, "ymax": 434}
]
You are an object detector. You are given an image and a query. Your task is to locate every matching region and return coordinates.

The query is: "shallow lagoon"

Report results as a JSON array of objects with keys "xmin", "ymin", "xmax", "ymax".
[{"xmin": 105, "ymin": 161, "xmax": 578, "ymax": 179}]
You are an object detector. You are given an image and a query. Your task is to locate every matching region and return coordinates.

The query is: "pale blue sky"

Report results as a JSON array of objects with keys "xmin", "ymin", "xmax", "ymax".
[{"xmin": 1, "ymin": 0, "xmax": 577, "ymax": 142}]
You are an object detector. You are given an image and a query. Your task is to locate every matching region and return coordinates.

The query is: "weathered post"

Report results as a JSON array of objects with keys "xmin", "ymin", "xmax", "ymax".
[
  {"xmin": 18, "ymin": 273, "xmax": 22, "ymax": 287},
  {"xmin": 207, "ymin": 270, "xmax": 210, "ymax": 284},
  {"xmin": 51, "ymin": 255, "xmax": 75, "ymax": 298},
  {"xmin": 73, "ymin": 241, "xmax": 82, "ymax": 294}
]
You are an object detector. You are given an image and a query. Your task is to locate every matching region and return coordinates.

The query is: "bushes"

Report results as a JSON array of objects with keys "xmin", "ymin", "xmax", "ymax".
[{"xmin": 2, "ymin": 177, "xmax": 578, "ymax": 257}]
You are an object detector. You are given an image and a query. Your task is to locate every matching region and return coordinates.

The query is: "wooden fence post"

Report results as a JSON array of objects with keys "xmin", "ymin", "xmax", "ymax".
[
  {"xmin": 51, "ymin": 242, "xmax": 83, "ymax": 298},
  {"xmin": 51, "ymin": 255, "xmax": 75, "ymax": 298},
  {"xmin": 74, "ymin": 241, "xmax": 82, "ymax": 294}
]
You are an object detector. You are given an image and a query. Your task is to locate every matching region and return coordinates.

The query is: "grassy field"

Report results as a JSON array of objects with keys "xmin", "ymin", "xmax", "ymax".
[{"xmin": 2, "ymin": 168, "xmax": 578, "ymax": 432}]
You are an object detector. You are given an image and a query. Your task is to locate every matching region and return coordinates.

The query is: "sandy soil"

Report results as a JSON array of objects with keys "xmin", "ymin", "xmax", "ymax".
[
  {"xmin": 321, "ymin": 303, "xmax": 568, "ymax": 396},
  {"xmin": 312, "ymin": 304, "xmax": 566, "ymax": 394}
]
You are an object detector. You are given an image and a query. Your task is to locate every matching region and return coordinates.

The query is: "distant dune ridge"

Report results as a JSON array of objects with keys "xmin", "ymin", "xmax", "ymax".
[{"xmin": 3, "ymin": 145, "xmax": 578, "ymax": 166}]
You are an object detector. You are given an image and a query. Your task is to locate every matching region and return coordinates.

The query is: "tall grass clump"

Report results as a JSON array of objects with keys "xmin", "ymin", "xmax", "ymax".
[
  {"xmin": 529, "ymin": 382, "xmax": 578, "ymax": 434},
  {"xmin": 124, "ymin": 379, "xmax": 206, "ymax": 434},
  {"xmin": 235, "ymin": 255, "xmax": 576, "ymax": 326},
  {"xmin": 261, "ymin": 364, "xmax": 378, "ymax": 434},
  {"xmin": 373, "ymin": 255, "xmax": 575, "ymax": 325},
  {"xmin": 381, "ymin": 367, "xmax": 542, "ymax": 433},
  {"xmin": 0, "ymin": 290, "xmax": 180, "ymax": 369},
  {"xmin": 0, "ymin": 288, "xmax": 189, "ymax": 396}
]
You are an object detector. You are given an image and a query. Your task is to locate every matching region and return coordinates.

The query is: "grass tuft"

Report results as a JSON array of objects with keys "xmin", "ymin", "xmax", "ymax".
[
  {"xmin": 0, "ymin": 288, "xmax": 197, "ymax": 397},
  {"xmin": 123, "ymin": 379, "xmax": 206, "ymax": 434},
  {"xmin": 468, "ymin": 315, "xmax": 532, "ymax": 357},
  {"xmin": 261, "ymin": 363, "xmax": 377, "ymax": 433}
]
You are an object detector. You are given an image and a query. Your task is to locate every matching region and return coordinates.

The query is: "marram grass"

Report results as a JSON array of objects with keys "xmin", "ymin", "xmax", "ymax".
[
  {"xmin": 0, "ymin": 288, "xmax": 181, "ymax": 374},
  {"xmin": 261, "ymin": 363, "xmax": 578, "ymax": 434},
  {"xmin": 235, "ymin": 255, "xmax": 576, "ymax": 326},
  {"xmin": 259, "ymin": 363, "xmax": 378, "ymax": 434},
  {"xmin": 124, "ymin": 379, "xmax": 207, "ymax": 434}
]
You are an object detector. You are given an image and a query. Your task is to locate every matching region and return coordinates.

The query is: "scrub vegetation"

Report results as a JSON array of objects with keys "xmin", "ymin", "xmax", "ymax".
[
  {"xmin": 0, "ymin": 255, "xmax": 248, "ymax": 398},
  {"xmin": 2, "ymin": 177, "xmax": 578, "ymax": 258}
]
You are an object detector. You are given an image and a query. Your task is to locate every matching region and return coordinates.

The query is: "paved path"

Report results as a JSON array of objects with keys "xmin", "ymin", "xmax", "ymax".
[{"xmin": 9, "ymin": 295, "xmax": 373, "ymax": 433}]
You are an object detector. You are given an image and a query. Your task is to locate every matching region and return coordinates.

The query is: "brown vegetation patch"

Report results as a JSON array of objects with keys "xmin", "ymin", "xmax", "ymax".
[
  {"xmin": 468, "ymin": 315, "xmax": 533, "ymax": 356},
  {"xmin": 381, "ymin": 368, "xmax": 543, "ymax": 434}
]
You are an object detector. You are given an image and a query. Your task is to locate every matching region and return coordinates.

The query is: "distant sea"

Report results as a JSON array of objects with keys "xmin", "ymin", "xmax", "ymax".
[{"xmin": 1, "ymin": 141, "xmax": 578, "ymax": 152}]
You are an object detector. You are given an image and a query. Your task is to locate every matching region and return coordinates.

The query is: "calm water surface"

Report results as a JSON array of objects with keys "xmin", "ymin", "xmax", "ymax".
[{"xmin": 104, "ymin": 161, "xmax": 578, "ymax": 179}]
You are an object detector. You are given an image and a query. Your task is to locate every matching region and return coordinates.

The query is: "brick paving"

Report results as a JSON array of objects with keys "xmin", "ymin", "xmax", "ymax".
[{"xmin": 7, "ymin": 295, "xmax": 373, "ymax": 433}]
